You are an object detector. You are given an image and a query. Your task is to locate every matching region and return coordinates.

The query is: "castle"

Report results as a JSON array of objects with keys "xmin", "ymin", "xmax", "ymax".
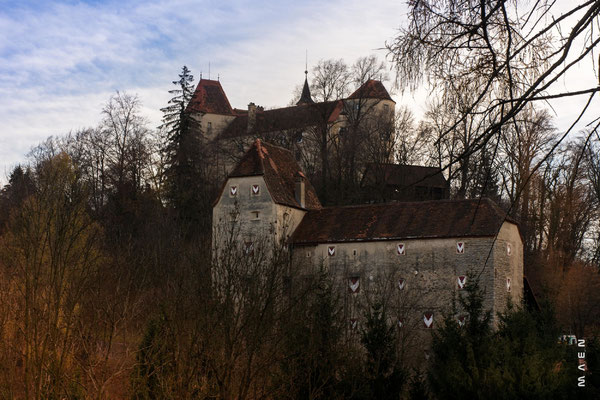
[
  {"xmin": 204, "ymin": 76, "xmax": 523, "ymax": 358},
  {"xmin": 186, "ymin": 74, "xmax": 397, "ymax": 193},
  {"xmin": 212, "ymin": 139, "xmax": 523, "ymax": 353}
]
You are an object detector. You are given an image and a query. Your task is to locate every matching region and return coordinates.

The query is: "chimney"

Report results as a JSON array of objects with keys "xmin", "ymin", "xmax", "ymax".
[
  {"xmin": 247, "ymin": 102, "xmax": 256, "ymax": 133},
  {"xmin": 295, "ymin": 172, "xmax": 306, "ymax": 208}
]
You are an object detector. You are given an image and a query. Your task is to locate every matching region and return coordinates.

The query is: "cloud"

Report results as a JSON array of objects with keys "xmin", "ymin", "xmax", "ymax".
[
  {"xmin": 2, "ymin": 0, "xmax": 595, "ymax": 185},
  {"xmin": 0, "ymin": 0, "xmax": 408, "ymax": 181}
]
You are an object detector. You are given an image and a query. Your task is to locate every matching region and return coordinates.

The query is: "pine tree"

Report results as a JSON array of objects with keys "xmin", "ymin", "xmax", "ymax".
[
  {"xmin": 275, "ymin": 270, "xmax": 345, "ymax": 399},
  {"xmin": 0, "ymin": 165, "xmax": 34, "ymax": 233},
  {"xmin": 360, "ymin": 302, "xmax": 406, "ymax": 400},
  {"xmin": 427, "ymin": 274, "xmax": 585, "ymax": 400},
  {"xmin": 160, "ymin": 66, "xmax": 195, "ymax": 147},
  {"xmin": 427, "ymin": 274, "xmax": 495, "ymax": 399},
  {"xmin": 160, "ymin": 66, "xmax": 205, "ymax": 235}
]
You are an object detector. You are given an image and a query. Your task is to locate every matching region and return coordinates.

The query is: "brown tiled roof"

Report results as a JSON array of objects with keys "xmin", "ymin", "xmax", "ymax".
[
  {"xmin": 362, "ymin": 163, "xmax": 448, "ymax": 189},
  {"xmin": 348, "ymin": 80, "xmax": 394, "ymax": 101},
  {"xmin": 218, "ymin": 101, "xmax": 343, "ymax": 139},
  {"xmin": 187, "ymin": 79, "xmax": 234, "ymax": 115},
  {"xmin": 291, "ymin": 198, "xmax": 514, "ymax": 244},
  {"xmin": 227, "ymin": 140, "xmax": 321, "ymax": 210}
]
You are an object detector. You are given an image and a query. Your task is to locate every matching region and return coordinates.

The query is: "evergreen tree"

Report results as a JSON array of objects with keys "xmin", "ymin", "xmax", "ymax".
[
  {"xmin": 428, "ymin": 273, "xmax": 494, "ymax": 400},
  {"xmin": 407, "ymin": 370, "xmax": 430, "ymax": 400},
  {"xmin": 131, "ymin": 311, "xmax": 174, "ymax": 400},
  {"xmin": 428, "ymin": 273, "xmax": 587, "ymax": 400},
  {"xmin": 0, "ymin": 165, "xmax": 34, "ymax": 232},
  {"xmin": 360, "ymin": 302, "xmax": 406, "ymax": 399},
  {"xmin": 492, "ymin": 304, "xmax": 575, "ymax": 400},
  {"xmin": 160, "ymin": 66, "xmax": 206, "ymax": 236},
  {"xmin": 468, "ymin": 145, "xmax": 501, "ymax": 201},
  {"xmin": 275, "ymin": 270, "xmax": 346, "ymax": 399}
]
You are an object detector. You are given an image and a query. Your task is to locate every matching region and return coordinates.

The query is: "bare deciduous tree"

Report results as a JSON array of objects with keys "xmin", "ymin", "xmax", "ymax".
[{"xmin": 388, "ymin": 0, "xmax": 600, "ymax": 202}]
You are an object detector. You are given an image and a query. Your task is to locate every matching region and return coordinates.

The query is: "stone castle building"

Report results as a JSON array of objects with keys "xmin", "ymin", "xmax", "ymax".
[
  {"xmin": 202, "ymin": 73, "xmax": 523, "ymax": 359},
  {"xmin": 186, "ymin": 74, "xmax": 399, "ymax": 196},
  {"xmin": 212, "ymin": 139, "xmax": 524, "ymax": 357}
]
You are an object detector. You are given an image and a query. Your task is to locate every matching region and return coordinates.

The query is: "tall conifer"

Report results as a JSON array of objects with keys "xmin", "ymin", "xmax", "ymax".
[{"xmin": 160, "ymin": 66, "xmax": 204, "ymax": 235}]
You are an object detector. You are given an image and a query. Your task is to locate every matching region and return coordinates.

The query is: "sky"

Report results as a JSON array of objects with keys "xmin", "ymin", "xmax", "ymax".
[{"xmin": 0, "ymin": 0, "xmax": 598, "ymax": 183}]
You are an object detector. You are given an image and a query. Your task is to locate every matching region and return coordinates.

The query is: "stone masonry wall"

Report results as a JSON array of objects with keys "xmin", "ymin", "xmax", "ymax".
[
  {"xmin": 212, "ymin": 176, "xmax": 307, "ymax": 254},
  {"xmin": 291, "ymin": 224, "xmax": 523, "ymax": 362}
]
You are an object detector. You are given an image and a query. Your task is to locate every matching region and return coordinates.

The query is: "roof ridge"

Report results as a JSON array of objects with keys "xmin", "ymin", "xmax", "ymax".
[
  {"xmin": 260, "ymin": 99, "xmax": 341, "ymax": 114},
  {"xmin": 367, "ymin": 162, "xmax": 442, "ymax": 169},
  {"xmin": 316, "ymin": 198, "xmax": 494, "ymax": 211},
  {"xmin": 257, "ymin": 139, "xmax": 296, "ymax": 153}
]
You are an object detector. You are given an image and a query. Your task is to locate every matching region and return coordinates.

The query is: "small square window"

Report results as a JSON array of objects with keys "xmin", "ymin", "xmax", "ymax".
[{"xmin": 251, "ymin": 211, "xmax": 260, "ymax": 220}]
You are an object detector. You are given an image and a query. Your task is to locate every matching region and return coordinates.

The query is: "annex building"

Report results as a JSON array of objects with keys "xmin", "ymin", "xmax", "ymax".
[
  {"xmin": 212, "ymin": 139, "xmax": 524, "ymax": 358},
  {"xmin": 198, "ymin": 73, "xmax": 524, "ymax": 360}
]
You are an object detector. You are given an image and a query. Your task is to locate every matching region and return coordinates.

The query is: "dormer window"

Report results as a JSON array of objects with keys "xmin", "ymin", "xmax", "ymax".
[
  {"xmin": 251, "ymin": 184, "xmax": 260, "ymax": 196},
  {"xmin": 229, "ymin": 186, "xmax": 238, "ymax": 197},
  {"xmin": 207, "ymin": 122, "xmax": 212, "ymax": 132}
]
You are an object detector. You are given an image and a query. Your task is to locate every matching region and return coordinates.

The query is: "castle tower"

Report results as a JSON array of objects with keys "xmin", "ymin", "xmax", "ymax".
[{"xmin": 186, "ymin": 78, "xmax": 236, "ymax": 140}]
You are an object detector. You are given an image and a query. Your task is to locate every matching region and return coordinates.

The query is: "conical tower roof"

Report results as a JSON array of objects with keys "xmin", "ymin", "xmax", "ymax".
[{"xmin": 296, "ymin": 71, "xmax": 314, "ymax": 105}]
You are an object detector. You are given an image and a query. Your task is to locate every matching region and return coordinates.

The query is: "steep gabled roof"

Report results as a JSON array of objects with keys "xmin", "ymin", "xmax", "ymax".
[
  {"xmin": 218, "ymin": 101, "xmax": 343, "ymax": 139},
  {"xmin": 361, "ymin": 163, "xmax": 448, "ymax": 189},
  {"xmin": 227, "ymin": 140, "xmax": 321, "ymax": 210},
  {"xmin": 187, "ymin": 79, "xmax": 234, "ymax": 115},
  {"xmin": 348, "ymin": 79, "xmax": 394, "ymax": 101},
  {"xmin": 291, "ymin": 198, "xmax": 514, "ymax": 244}
]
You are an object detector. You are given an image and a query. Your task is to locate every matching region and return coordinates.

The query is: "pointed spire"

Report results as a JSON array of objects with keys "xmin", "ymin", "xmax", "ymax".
[{"xmin": 297, "ymin": 69, "xmax": 314, "ymax": 105}]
